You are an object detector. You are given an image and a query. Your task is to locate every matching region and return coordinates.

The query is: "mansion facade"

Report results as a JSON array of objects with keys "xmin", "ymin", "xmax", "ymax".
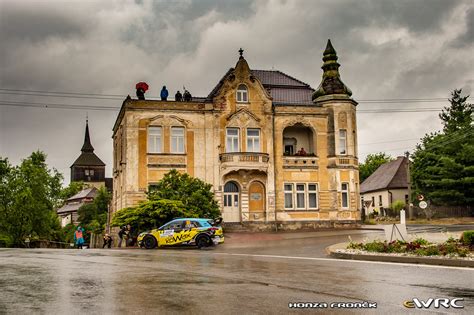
[{"xmin": 112, "ymin": 40, "xmax": 360, "ymax": 227}]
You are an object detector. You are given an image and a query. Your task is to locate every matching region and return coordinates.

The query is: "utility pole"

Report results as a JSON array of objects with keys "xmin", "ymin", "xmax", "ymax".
[{"xmin": 405, "ymin": 151, "xmax": 413, "ymax": 220}]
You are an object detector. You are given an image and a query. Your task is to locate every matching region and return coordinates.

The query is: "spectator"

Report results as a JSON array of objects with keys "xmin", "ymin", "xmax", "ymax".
[
  {"xmin": 102, "ymin": 234, "xmax": 112, "ymax": 249},
  {"xmin": 175, "ymin": 90, "xmax": 182, "ymax": 101},
  {"xmin": 74, "ymin": 226, "xmax": 85, "ymax": 249},
  {"xmin": 117, "ymin": 225, "xmax": 127, "ymax": 248},
  {"xmin": 297, "ymin": 147, "xmax": 307, "ymax": 156},
  {"xmin": 183, "ymin": 89, "xmax": 192, "ymax": 102},
  {"xmin": 161, "ymin": 86, "xmax": 169, "ymax": 101}
]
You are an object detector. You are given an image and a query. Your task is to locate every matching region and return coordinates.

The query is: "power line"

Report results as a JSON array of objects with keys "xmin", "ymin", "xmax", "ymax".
[{"xmin": 0, "ymin": 100, "xmax": 445, "ymax": 114}]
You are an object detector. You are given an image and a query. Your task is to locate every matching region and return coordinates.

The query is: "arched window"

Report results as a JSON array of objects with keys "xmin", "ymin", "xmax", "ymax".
[
  {"xmin": 224, "ymin": 181, "xmax": 239, "ymax": 192},
  {"xmin": 236, "ymin": 84, "xmax": 248, "ymax": 103}
]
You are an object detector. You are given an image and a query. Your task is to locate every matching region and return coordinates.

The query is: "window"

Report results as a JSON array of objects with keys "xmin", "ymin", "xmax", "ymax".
[
  {"xmin": 171, "ymin": 127, "xmax": 185, "ymax": 153},
  {"xmin": 85, "ymin": 169, "xmax": 94, "ymax": 176},
  {"xmin": 284, "ymin": 183, "xmax": 319, "ymax": 210},
  {"xmin": 284, "ymin": 184, "xmax": 294, "ymax": 209},
  {"xmin": 308, "ymin": 184, "xmax": 318, "ymax": 209},
  {"xmin": 85, "ymin": 170, "xmax": 89, "ymax": 176},
  {"xmin": 296, "ymin": 184, "xmax": 305, "ymax": 209},
  {"xmin": 379, "ymin": 195, "xmax": 382, "ymax": 207},
  {"xmin": 236, "ymin": 84, "xmax": 248, "ymax": 103},
  {"xmin": 339, "ymin": 129, "xmax": 347, "ymax": 155},
  {"xmin": 148, "ymin": 126, "xmax": 162, "ymax": 153},
  {"xmin": 341, "ymin": 183, "xmax": 349, "ymax": 208},
  {"xmin": 246, "ymin": 129, "xmax": 260, "ymax": 152},
  {"xmin": 371, "ymin": 196, "xmax": 375, "ymax": 207},
  {"xmin": 226, "ymin": 128, "xmax": 239, "ymax": 152}
]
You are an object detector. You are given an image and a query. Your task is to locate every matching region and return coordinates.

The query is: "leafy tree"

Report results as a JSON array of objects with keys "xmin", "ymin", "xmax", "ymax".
[
  {"xmin": 0, "ymin": 152, "xmax": 63, "ymax": 246},
  {"xmin": 359, "ymin": 153, "xmax": 394, "ymax": 182},
  {"xmin": 411, "ymin": 89, "xmax": 473, "ymax": 206},
  {"xmin": 111, "ymin": 199, "xmax": 193, "ymax": 232},
  {"xmin": 77, "ymin": 186, "xmax": 110, "ymax": 234},
  {"xmin": 111, "ymin": 170, "xmax": 220, "ymax": 231},
  {"xmin": 148, "ymin": 169, "xmax": 220, "ymax": 218}
]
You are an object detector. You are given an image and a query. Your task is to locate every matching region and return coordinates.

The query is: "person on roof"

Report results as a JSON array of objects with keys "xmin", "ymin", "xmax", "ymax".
[
  {"xmin": 161, "ymin": 86, "xmax": 169, "ymax": 101},
  {"xmin": 175, "ymin": 90, "xmax": 182, "ymax": 101}
]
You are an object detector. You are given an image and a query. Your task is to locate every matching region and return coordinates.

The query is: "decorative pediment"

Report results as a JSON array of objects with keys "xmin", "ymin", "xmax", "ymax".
[
  {"xmin": 226, "ymin": 108, "xmax": 261, "ymax": 128},
  {"xmin": 149, "ymin": 115, "xmax": 192, "ymax": 127}
]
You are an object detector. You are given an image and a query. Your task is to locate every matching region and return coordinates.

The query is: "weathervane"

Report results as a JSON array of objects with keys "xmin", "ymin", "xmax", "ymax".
[{"xmin": 238, "ymin": 48, "xmax": 244, "ymax": 58}]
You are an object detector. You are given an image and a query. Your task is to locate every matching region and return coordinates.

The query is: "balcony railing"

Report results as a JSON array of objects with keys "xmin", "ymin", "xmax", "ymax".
[
  {"xmin": 283, "ymin": 156, "xmax": 318, "ymax": 169},
  {"xmin": 219, "ymin": 152, "xmax": 269, "ymax": 173}
]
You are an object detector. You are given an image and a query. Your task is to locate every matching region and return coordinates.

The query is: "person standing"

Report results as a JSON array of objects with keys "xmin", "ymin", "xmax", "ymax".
[
  {"xmin": 74, "ymin": 226, "xmax": 85, "ymax": 249},
  {"xmin": 160, "ymin": 86, "xmax": 169, "ymax": 101},
  {"xmin": 102, "ymin": 234, "xmax": 112, "ymax": 249},
  {"xmin": 117, "ymin": 225, "xmax": 127, "ymax": 248},
  {"xmin": 175, "ymin": 90, "xmax": 182, "ymax": 101}
]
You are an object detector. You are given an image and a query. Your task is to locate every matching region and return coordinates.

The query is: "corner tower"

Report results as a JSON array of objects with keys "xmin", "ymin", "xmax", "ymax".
[{"xmin": 313, "ymin": 40, "xmax": 360, "ymax": 214}]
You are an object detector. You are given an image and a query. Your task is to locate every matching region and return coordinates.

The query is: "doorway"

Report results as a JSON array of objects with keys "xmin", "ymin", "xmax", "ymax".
[
  {"xmin": 248, "ymin": 181, "xmax": 265, "ymax": 214},
  {"xmin": 223, "ymin": 181, "xmax": 240, "ymax": 222}
]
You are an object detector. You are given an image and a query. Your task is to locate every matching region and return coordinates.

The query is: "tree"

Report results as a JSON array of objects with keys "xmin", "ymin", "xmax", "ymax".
[
  {"xmin": 439, "ymin": 89, "xmax": 473, "ymax": 133},
  {"xmin": 0, "ymin": 152, "xmax": 63, "ymax": 246},
  {"xmin": 77, "ymin": 186, "xmax": 110, "ymax": 234},
  {"xmin": 411, "ymin": 89, "xmax": 474, "ymax": 206},
  {"xmin": 111, "ymin": 199, "xmax": 192, "ymax": 232},
  {"xmin": 148, "ymin": 169, "xmax": 220, "ymax": 219},
  {"xmin": 111, "ymin": 170, "xmax": 220, "ymax": 231},
  {"xmin": 359, "ymin": 153, "xmax": 394, "ymax": 182}
]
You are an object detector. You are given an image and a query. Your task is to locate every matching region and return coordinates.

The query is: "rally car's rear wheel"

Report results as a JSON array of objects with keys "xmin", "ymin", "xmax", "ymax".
[
  {"xmin": 143, "ymin": 235, "xmax": 157, "ymax": 249},
  {"xmin": 196, "ymin": 234, "xmax": 211, "ymax": 249}
]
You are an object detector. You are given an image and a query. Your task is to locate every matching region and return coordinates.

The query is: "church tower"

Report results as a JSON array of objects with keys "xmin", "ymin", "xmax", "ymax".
[{"xmin": 70, "ymin": 120, "xmax": 107, "ymax": 188}]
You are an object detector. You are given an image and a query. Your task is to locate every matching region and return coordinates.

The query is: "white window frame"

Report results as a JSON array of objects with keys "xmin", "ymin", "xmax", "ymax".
[
  {"xmin": 148, "ymin": 126, "xmax": 162, "ymax": 153},
  {"xmin": 171, "ymin": 126, "xmax": 185, "ymax": 154},
  {"xmin": 284, "ymin": 183, "xmax": 294, "ymax": 209},
  {"xmin": 341, "ymin": 182, "xmax": 349, "ymax": 209},
  {"xmin": 226, "ymin": 128, "xmax": 240, "ymax": 153},
  {"xmin": 339, "ymin": 129, "xmax": 347, "ymax": 155},
  {"xmin": 295, "ymin": 183, "xmax": 306, "ymax": 210},
  {"xmin": 307, "ymin": 183, "xmax": 318, "ymax": 210},
  {"xmin": 246, "ymin": 128, "xmax": 260, "ymax": 152},
  {"xmin": 236, "ymin": 84, "xmax": 248, "ymax": 103}
]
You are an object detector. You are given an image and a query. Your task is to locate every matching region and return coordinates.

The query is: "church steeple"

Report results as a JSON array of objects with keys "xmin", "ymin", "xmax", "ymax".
[
  {"xmin": 81, "ymin": 119, "xmax": 94, "ymax": 153},
  {"xmin": 312, "ymin": 39, "xmax": 352, "ymax": 101}
]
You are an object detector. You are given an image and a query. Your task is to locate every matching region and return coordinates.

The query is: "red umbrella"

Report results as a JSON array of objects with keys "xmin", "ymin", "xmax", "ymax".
[{"xmin": 136, "ymin": 82, "xmax": 149, "ymax": 91}]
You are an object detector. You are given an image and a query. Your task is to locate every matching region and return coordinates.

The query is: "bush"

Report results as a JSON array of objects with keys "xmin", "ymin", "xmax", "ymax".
[
  {"xmin": 461, "ymin": 231, "xmax": 474, "ymax": 246},
  {"xmin": 390, "ymin": 200, "xmax": 405, "ymax": 213}
]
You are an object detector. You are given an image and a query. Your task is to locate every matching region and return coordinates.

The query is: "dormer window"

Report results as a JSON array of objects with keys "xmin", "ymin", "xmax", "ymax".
[{"xmin": 236, "ymin": 84, "xmax": 248, "ymax": 103}]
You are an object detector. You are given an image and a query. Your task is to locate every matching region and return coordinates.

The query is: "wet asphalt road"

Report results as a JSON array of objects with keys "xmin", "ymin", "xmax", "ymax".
[{"xmin": 1, "ymin": 228, "xmax": 473, "ymax": 314}]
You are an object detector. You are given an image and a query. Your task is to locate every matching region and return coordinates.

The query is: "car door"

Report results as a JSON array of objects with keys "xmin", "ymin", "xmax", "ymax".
[{"xmin": 157, "ymin": 221, "xmax": 183, "ymax": 246}]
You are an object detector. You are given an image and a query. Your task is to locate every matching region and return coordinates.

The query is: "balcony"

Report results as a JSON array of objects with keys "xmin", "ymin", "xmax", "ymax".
[
  {"xmin": 283, "ymin": 155, "xmax": 318, "ymax": 169},
  {"xmin": 219, "ymin": 152, "xmax": 269, "ymax": 173}
]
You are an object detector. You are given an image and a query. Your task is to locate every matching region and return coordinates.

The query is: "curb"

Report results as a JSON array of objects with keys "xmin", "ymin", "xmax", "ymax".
[{"xmin": 326, "ymin": 243, "xmax": 474, "ymax": 268}]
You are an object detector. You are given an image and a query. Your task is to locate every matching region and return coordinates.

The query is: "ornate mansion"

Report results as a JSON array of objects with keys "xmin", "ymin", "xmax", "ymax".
[{"xmin": 112, "ymin": 40, "xmax": 360, "ymax": 228}]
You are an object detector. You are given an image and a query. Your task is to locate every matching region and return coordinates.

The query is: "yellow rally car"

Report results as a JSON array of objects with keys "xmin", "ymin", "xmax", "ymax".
[{"xmin": 137, "ymin": 218, "xmax": 224, "ymax": 249}]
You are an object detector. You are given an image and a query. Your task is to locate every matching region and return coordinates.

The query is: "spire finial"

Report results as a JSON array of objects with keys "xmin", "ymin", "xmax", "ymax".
[
  {"xmin": 81, "ymin": 119, "xmax": 94, "ymax": 153},
  {"xmin": 238, "ymin": 48, "xmax": 244, "ymax": 59},
  {"xmin": 312, "ymin": 39, "xmax": 352, "ymax": 101}
]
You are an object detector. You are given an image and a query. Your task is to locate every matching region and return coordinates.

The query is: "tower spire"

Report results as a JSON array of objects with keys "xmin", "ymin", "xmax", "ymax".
[
  {"xmin": 312, "ymin": 39, "xmax": 352, "ymax": 101},
  {"xmin": 81, "ymin": 119, "xmax": 94, "ymax": 153}
]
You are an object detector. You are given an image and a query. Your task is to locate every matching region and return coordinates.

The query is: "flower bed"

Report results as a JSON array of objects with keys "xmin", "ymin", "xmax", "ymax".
[{"xmin": 347, "ymin": 236, "xmax": 472, "ymax": 258}]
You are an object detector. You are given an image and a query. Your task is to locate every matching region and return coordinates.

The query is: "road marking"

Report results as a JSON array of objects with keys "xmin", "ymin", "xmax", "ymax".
[{"xmin": 213, "ymin": 252, "xmax": 473, "ymax": 271}]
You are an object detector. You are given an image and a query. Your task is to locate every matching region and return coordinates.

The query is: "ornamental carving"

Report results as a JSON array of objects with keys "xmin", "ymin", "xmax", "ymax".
[
  {"xmin": 149, "ymin": 115, "xmax": 192, "ymax": 127},
  {"xmin": 227, "ymin": 108, "xmax": 260, "ymax": 128}
]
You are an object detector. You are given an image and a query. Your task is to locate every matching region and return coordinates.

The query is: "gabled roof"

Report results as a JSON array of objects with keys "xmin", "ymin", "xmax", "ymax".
[
  {"xmin": 71, "ymin": 152, "xmax": 105, "ymax": 167},
  {"xmin": 67, "ymin": 187, "xmax": 98, "ymax": 202},
  {"xmin": 206, "ymin": 68, "xmax": 315, "ymax": 105},
  {"xmin": 360, "ymin": 157, "xmax": 408, "ymax": 193}
]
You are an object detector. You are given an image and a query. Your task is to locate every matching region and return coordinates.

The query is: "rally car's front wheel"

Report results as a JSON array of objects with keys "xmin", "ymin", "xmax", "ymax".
[
  {"xmin": 143, "ymin": 235, "xmax": 157, "ymax": 249},
  {"xmin": 196, "ymin": 234, "xmax": 212, "ymax": 249}
]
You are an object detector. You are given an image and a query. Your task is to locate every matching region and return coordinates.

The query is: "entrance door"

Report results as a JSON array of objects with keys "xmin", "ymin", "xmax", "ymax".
[
  {"xmin": 223, "ymin": 181, "xmax": 240, "ymax": 222},
  {"xmin": 249, "ymin": 181, "xmax": 265, "ymax": 214}
]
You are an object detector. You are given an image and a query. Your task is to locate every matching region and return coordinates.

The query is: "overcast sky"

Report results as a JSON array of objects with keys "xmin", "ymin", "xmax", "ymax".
[{"xmin": 0, "ymin": 0, "xmax": 472, "ymax": 185}]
